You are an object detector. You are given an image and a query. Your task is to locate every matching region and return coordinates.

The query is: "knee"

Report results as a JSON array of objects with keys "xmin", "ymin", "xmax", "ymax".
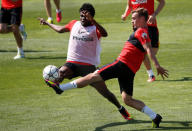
[
  {"xmin": 0, "ymin": 25, "xmax": 6, "ymax": 33},
  {"xmin": 89, "ymin": 71, "xmax": 101, "ymax": 82},
  {"xmin": 122, "ymin": 92, "xmax": 133, "ymax": 106},
  {"xmin": 11, "ymin": 25, "xmax": 19, "ymax": 33}
]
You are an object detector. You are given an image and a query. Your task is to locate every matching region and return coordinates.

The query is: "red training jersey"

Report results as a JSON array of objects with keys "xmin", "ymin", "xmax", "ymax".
[
  {"xmin": 130, "ymin": 0, "xmax": 157, "ymax": 27},
  {"xmin": 117, "ymin": 28, "xmax": 151, "ymax": 73},
  {"xmin": 1, "ymin": 0, "xmax": 22, "ymax": 9}
]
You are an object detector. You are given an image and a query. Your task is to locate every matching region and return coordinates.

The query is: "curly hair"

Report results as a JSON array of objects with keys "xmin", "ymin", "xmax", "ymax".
[{"xmin": 79, "ymin": 3, "xmax": 95, "ymax": 17}]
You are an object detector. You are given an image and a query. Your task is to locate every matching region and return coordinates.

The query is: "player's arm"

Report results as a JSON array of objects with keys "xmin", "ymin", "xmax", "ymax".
[
  {"xmin": 143, "ymin": 42, "xmax": 168, "ymax": 79},
  {"xmin": 121, "ymin": 0, "xmax": 132, "ymax": 21},
  {"xmin": 148, "ymin": 0, "xmax": 165, "ymax": 24},
  {"xmin": 85, "ymin": 12, "xmax": 108, "ymax": 37},
  {"xmin": 38, "ymin": 18, "xmax": 69, "ymax": 33}
]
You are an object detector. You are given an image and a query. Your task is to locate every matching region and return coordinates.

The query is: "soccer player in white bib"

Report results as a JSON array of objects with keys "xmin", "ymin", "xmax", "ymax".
[{"xmin": 38, "ymin": 3, "xmax": 132, "ymax": 120}]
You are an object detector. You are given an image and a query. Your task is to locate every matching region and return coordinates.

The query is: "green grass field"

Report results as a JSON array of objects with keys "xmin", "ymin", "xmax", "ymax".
[{"xmin": 0, "ymin": 0, "xmax": 192, "ymax": 130}]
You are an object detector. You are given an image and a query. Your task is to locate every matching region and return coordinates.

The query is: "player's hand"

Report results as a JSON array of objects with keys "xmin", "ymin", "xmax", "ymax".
[
  {"xmin": 156, "ymin": 66, "xmax": 169, "ymax": 80},
  {"xmin": 121, "ymin": 14, "xmax": 127, "ymax": 21},
  {"xmin": 147, "ymin": 15, "xmax": 156, "ymax": 25},
  {"xmin": 37, "ymin": 17, "xmax": 48, "ymax": 25}
]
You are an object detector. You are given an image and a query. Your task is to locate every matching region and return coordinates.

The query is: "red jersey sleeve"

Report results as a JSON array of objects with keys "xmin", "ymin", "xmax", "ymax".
[
  {"xmin": 64, "ymin": 20, "xmax": 77, "ymax": 31},
  {"xmin": 96, "ymin": 28, "xmax": 101, "ymax": 40},
  {"xmin": 135, "ymin": 28, "xmax": 151, "ymax": 45},
  {"xmin": 2, "ymin": 0, "xmax": 22, "ymax": 9}
]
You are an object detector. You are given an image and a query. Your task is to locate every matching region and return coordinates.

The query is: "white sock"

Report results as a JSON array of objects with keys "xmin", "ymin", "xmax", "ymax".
[
  {"xmin": 147, "ymin": 69, "xmax": 154, "ymax": 77},
  {"xmin": 59, "ymin": 80, "xmax": 77, "ymax": 91},
  {"xmin": 141, "ymin": 106, "xmax": 157, "ymax": 120},
  {"xmin": 56, "ymin": 9, "xmax": 61, "ymax": 13},
  {"xmin": 17, "ymin": 47, "xmax": 24, "ymax": 55},
  {"xmin": 48, "ymin": 17, "xmax": 53, "ymax": 21}
]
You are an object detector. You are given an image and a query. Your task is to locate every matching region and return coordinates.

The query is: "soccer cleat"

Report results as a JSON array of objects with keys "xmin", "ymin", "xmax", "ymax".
[
  {"xmin": 19, "ymin": 24, "xmax": 27, "ymax": 40},
  {"xmin": 45, "ymin": 80, "xmax": 63, "ymax": 94},
  {"xmin": 56, "ymin": 11, "xmax": 62, "ymax": 22},
  {"xmin": 152, "ymin": 114, "xmax": 162, "ymax": 128},
  {"xmin": 46, "ymin": 19, "xmax": 53, "ymax": 24},
  {"xmin": 119, "ymin": 106, "xmax": 132, "ymax": 120},
  {"xmin": 14, "ymin": 54, "xmax": 25, "ymax": 60},
  {"xmin": 147, "ymin": 75, "xmax": 156, "ymax": 82}
]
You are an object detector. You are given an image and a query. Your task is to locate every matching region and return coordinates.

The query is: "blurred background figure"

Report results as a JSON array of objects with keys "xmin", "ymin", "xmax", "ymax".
[
  {"xmin": 44, "ymin": 0, "xmax": 62, "ymax": 24},
  {"xmin": 0, "ymin": 0, "xmax": 27, "ymax": 59}
]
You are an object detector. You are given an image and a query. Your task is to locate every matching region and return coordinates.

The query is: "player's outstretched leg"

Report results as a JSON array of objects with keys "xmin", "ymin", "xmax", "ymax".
[
  {"xmin": 152, "ymin": 114, "xmax": 162, "ymax": 128},
  {"xmin": 119, "ymin": 106, "xmax": 132, "ymax": 120},
  {"xmin": 45, "ymin": 80, "xmax": 63, "ymax": 94}
]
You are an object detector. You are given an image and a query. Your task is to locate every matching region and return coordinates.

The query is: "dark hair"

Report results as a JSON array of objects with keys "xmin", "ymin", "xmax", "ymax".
[
  {"xmin": 132, "ymin": 8, "xmax": 148, "ymax": 21},
  {"xmin": 79, "ymin": 3, "xmax": 95, "ymax": 17}
]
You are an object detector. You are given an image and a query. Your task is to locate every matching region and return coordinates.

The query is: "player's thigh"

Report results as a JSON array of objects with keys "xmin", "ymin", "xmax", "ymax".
[
  {"xmin": 117, "ymin": 65, "xmax": 135, "ymax": 96},
  {"xmin": 148, "ymin": 26, "xmax": 159, "ymax": 48},
  {"xmin": 77, "ymin": 65, "xmax": 96, "ymax": 77},
  {"xmin": 98, "ymin": 60, "xmax": 121, "ymax": 81},
  {"xmin": 10, "ymin": 7, "xmax": 22, "ymax": 26}
]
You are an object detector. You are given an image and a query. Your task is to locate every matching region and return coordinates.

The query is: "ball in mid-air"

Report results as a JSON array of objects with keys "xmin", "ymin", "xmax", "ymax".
[{"xmin": 43, "ymin": 65, "xmax": 59, "ymax": 82}]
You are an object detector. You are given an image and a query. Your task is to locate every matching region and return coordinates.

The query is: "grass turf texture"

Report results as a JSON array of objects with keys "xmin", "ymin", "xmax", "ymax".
[{"xmin": 0, "ymin": 0, "xmax": 192, "ymax": 130}]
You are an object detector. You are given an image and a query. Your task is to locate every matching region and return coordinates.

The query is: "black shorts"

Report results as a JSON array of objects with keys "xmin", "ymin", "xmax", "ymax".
[
  {"xmin": 98, "ymin": 60, "xmax": 135, "ymax": 96},
  {"xmin": 148, "ymin": 26, "xmax": 159, "ymax": 48},
  {"xmin": 0, "ymin": 7, "xmax": 22, "ymax": 26},
  {"xmin": 64, "ymin": 62, "xmax": 96, "ymax": 79}
]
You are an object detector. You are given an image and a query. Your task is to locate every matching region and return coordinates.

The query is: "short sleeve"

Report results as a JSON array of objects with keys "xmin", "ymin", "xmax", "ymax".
[
  {"xmin": 135, "ymin": 28, "xmax": 151, "ymax": 45},
  {"xmin": 64, "ymin": 20, "xmax": 77, "ymax": 31},
  {"xmin": 96, "ymin": 28, "xmax": 101, "ymax": 39}
]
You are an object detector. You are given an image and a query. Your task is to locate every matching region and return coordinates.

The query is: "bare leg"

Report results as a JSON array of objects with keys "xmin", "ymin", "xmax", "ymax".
[
  {"xmin": 121, "ymin": 91, "xmax": 145, "ymax": 111},
  {"xmin": 12, "ymin": 25, "xmax": 23, "ymax": 48},
  {"xmin": 54, "ymin": 0, "xmax": 60, "ymax": 10},
  {"xmin": 91, "ymin": 81, "xmax": 121, "ymax": 108},
  {"xmin": 44, "ymin": 0, "xmax": 52, "ymax": 18},
  {"xmin": 75, "ymin": 71, "xmax": 103, "ymax": 88}
]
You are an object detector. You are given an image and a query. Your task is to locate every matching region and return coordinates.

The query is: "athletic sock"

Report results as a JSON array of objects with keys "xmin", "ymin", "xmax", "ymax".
[
  {"xmin": 59, "ymin": 80, "xmax": 77, "ymax": 91},
  {"xmin": 56, "ymin": 9, "xmax": 61, "ymax": 13},
  {"xmin": 17, "ymin": 47, "xmax": 24, "ymax": 55},
  {"xmin": 47, "ymin": 17, "xmax": 53, "ymax": 21},
  {"xmin": 141, "ymin": 106, "xmax": 157, "ymax": 120},
  {"xmin": 147, "ymin": 69, "xmax": 154, "ymax": 77}
]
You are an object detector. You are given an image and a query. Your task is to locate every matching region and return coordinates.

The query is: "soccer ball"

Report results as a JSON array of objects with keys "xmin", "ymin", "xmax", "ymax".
[{"xmin": 43, "ymin": 65, "xmax": 59, "ymax": 82}]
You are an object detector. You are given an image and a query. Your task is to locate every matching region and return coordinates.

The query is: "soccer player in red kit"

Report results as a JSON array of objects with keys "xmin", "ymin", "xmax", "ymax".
[
  {"xmin": 0, "ymin": 0, "xmax": 27, "ymax": 59},
  {"xmin": 46, "ymin": 8, "xmax": 168, "ymax": 128},
  {"xmin": 40, "ymin": 3, "xmax": 132, "ymax": 120},
  {"xmin": 121, "ymin": 0, "xmax": 165, "ymax": 82}
]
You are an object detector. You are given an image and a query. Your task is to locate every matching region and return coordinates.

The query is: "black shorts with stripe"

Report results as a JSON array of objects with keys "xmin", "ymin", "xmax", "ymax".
[
  {"xmin": 98, "ymin": 60, "xmax": 135, "ymax": 96},
  {"xmin": 148, "ymin": 26, "xmax": 159, "ymax": 48},
  {"xmin": 64, "ymin": 62, "xmax": 96, "ymax": 79},
  {"xmin": 0, "ymin": 7, "xmax": 22, "ymax": 26}
]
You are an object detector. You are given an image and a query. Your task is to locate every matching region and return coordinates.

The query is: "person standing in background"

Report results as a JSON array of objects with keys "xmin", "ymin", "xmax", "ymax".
[
  {"xmin": 0, "ymin": 0, "xmax": 27, "ymax": 59},
  {"xmin": 44, "ymin": 0, "xmax": 62, "ymax": 24}
]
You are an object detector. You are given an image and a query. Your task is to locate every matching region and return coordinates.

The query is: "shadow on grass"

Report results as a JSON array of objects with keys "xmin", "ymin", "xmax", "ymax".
[
  {"xmin": 156, "ymin": 77, "xmax": 192, "ymax": 82},
  {"xmin": 0, "ymin": 49, "xmax": 52, "ymax": 53},
  {"xmin": 95, "ymin": 119, "xmax": 192, "ymax": 131}
]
